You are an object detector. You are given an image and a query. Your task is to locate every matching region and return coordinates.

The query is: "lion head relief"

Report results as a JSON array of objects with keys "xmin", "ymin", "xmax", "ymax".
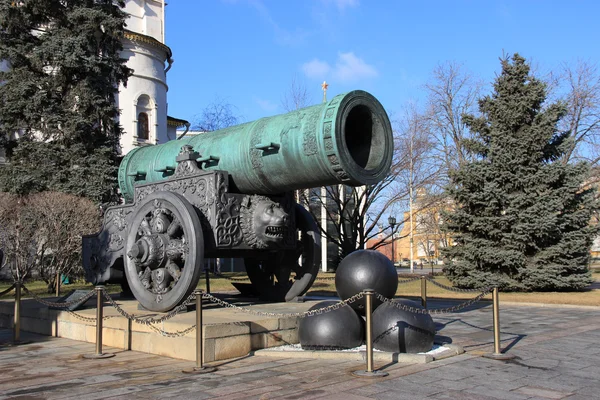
[{"xmin": 241, "ymin": 195, "xmax": 290, "ymax": 249}]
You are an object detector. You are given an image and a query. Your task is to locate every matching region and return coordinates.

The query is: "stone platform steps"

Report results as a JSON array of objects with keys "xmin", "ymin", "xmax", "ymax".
[{"xmin": 0, "ymin": 292, "xmax": 310, "ymax": 362}]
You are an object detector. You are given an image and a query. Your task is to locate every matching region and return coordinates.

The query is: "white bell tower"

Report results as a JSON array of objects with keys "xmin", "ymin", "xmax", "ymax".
[{"xmin": 117, "ymin": 1, "xmax": 187, "ymax": 155}]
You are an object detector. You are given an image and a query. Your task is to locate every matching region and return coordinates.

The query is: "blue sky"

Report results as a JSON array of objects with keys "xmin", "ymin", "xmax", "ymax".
[{"xmin": 164, "ymin": 0, "xmax": 599, "ymax": 125}]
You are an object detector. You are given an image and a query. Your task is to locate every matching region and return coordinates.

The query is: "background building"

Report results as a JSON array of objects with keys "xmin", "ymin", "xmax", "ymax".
[
  {"xmin": 118, "ymin": 0, "xmax": 187, "ymax": 154},
  {"xmin": 372, "ymin": 189, "xmax": 451, "ymax": 268}
]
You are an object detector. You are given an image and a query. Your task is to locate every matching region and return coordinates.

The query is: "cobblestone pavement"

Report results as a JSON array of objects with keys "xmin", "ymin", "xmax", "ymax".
[{"xmin": 1, "ymin": 300, "xmax": 599, "ymax": 399}]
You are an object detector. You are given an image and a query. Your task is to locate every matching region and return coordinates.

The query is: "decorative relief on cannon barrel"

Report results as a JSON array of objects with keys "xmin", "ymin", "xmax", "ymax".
[
  {"xmin": 250, "ymin": 119, "xmax": 269, "ymax": 170},
  {"xmin": 325, "ymin": 107, "xmax": 335, "ymax": 119},
  {"xmin": 328, "ymin": 93, "xmax": 343, "ymax": 106},
  {"xmin": 302, "ymin": 111, "xmax": 320, "ymax": 156}
]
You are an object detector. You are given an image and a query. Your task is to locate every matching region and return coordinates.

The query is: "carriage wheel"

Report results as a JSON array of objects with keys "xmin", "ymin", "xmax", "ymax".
[
  {"xmin": 124, "ymin": 191, "xmax": 204, "ymax": 312},
  {"xmin": 244, "ymin": 204, "xmax": 321, "ymax": 302}
]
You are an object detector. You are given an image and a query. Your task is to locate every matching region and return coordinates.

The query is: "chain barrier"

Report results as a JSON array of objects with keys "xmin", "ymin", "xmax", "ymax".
[
  {"xmin": 375, "ymin": 288, "xmax": 493, "ymax": 315},
  {"xmin": 14, "ymin": 281, "xmax": 492, "ymax": 335},
  {"xmin": 397, "ymin": 276, "xmax": 422, "ymax": 285},
  {"xmin": 424, "ymin": 276, "xmax": 486, "ymax": 293},
  {"xmin": 148, "ymin": 323, "xmax": 197, "ymax": 338},
  {"xmin": 102, "ymin": 290, "xmax": 196, "ymax": 325},
  {"xmin": 21, "ymin": 285, "xmax": 96, "ymax": 309},
  {"xmin": 202, "ymin": 292, "xmax": 364, "ymax": 318},
  {"xmin": 0, "ymin": 283, "xmax": 16, "ymax": 297}
]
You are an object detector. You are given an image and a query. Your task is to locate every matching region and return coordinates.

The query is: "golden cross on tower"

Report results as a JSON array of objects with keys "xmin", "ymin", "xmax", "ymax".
[{"xmin": 321, "ymin": 81, "xmax": 329, "ymax": 103}]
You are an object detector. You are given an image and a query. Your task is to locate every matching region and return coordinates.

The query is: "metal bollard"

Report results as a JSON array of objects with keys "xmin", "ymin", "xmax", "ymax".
[
  {"xmin": 352, "ymin": 289, "xmax": 388, "ymax": 378},
  {"xmin": 492, "ymin": 287, "xmax": 501, "ymax": 354},
  {"xmin": 83, "ymin": 286, "xmax": 114, "ymax": 359},
  {"xmin": 13, "ymin": 282, "xmax": 21, "ymax": 343},
  {"xmin": 183, "ymin": 289, "xmax": 216, "ymax": 373},
  {"xmin": 483, "ymin": 287, "xmax": 514, "ymax": 360},
  {"xmin": 420, "ymin": 276, "xmax": 427, "ymax": 309},
  {"xmin": 204, "ymin": 268, "xmax": 211, "ymax": 294}
]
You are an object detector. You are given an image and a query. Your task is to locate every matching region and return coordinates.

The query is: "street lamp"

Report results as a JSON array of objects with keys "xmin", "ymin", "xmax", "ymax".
[{"xmin": 388, "ymin": 215, "xmax": 397, "ymax": 266}]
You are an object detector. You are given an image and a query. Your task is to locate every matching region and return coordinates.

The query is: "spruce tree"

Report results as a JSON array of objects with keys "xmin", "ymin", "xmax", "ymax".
[
  {"xmin": 443, "ymin": 54, "xmax": 596, "ymax": 291},
  {"xmin": 0, "ymin": 0, "xmax": 131, "ymax": 203}
]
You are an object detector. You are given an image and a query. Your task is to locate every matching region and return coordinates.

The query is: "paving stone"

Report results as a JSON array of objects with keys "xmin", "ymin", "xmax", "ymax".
[
  {"xmin": 215, "ymin": 360, "xmax": 283, "ymax": 376},
  {"xmin": 464, "ymin": 385, "xmax": 530, "ymax": 400},
  {"xmin": 1, "ymin": 300, "xmax": 600, "ymax": 400},
  {"xmin": 208, "ymin": 384, "xmax": 284, "ymax": 400},
  {"xmin": 430, "ymin": 378, "xmax": 482, "ymax": 391},
  {"xmin": 513, "ymin": 386, "xmax": 573, "ymax": 399},
  {"xmin": 374, "ymin": 378, "xmax": 446, "ymax": 397},
  {"xmin": 428, "ymin": 390, "xmax": 501, "ymax": 400},
  {"xmin": 315, "ymin": 392, "xmax": 376, "ymax": 400}
]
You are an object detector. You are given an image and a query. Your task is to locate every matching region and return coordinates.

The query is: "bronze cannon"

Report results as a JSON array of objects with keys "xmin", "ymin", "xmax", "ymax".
[{"xmin": 83, "ymin": 90, "xmax": 393, "ymax": 312}]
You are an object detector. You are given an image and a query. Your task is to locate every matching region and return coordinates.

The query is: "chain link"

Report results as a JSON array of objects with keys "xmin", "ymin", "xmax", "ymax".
[
  {"xmin": 375, "ymin": 288, "xmax": 492, "ymax": 315},
  {"xmin": 424, "ymin": 276, "xmax": 487, "ymax": 293},
  {"xmin": 201, "ymin": 292, "xmax": 364, "ymax": 318},
  {"xmin": 65, "ymin": 310, "xmax": 116, "ymax": 323},
  {"xmin": 147, "ymin": 323, "xmax": 197, "ymax": 338},
  {"xmin": 0, "ymin": 283, "xmax": 16, "ymax": 297},
  {"xmin": 102, "ymin": 290, "xmax": 196, "ymax": 325},
  {"xmin": 21, "ymin": 285, "xmax": 96, "ymax": 309}
]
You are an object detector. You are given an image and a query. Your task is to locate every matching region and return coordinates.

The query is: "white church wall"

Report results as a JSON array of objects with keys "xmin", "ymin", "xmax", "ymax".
[
  {"xmin": 123, "ymin": 0, "xmax": 164, "ymax": 43},
  {"xmin": 117, "ymin": 0, "xmax": 172, "ymax": 155}
]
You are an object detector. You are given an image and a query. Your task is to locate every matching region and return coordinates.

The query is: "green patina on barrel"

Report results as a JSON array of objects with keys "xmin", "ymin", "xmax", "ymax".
[{"xmin": 118, "ymin": 90, "xmax": 393, "ymax": 202}]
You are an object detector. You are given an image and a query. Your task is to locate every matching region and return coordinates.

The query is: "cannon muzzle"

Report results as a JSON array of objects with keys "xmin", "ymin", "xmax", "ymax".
[{"xmin": 119, "ymin": 90, "xmax": 393, "ymax": 201}]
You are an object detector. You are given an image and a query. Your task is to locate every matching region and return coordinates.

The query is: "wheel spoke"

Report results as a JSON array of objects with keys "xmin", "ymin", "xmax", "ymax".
[
  {"xmin": 167, "ymin": 217, "xmax": 182, "ymax": 238},
  {"xmin": 166, "ymin": 261, "xmax": 181, "ymax": 282},
  {"xmin": 139, "ymin": 218, "xmax": 152, "ymax": 236}
]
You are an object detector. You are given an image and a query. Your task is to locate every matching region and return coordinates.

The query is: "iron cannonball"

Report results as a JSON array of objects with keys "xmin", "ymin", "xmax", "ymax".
[
  {"xmin": 298, "ymin": 301, "xmax": 364, "ymax": 350},
  {"xmin": 335, "ymin": 250, "xmax": 398, "ymax": 314},
  {"xmin": 372, "ymin": 299, "xmax": 436, "ymax": 353}
]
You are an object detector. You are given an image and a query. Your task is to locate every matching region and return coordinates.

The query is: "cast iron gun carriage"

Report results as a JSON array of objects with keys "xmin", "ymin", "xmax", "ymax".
[{"xmin": 82, "ymin": 90, "xmax": 393, "ymax": 312}]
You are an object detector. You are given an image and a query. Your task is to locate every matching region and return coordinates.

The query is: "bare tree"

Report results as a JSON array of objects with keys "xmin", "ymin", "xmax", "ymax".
[
  {"xmin": 281, "ymin": 75, "xmax": 313, "ymax": 112},
  {"xmin": 29, "ymin": 192, "xmax": 100, "ymax": 293},
  {"xmin": 413, "ymin": 192, "xmax": 452, "ymax": 264},
  {"xmin": 0, "ymin": 193, "xmax": 41, "ymax": 282},
  {"xmin": 424, "ymin": 62, "xmax": 483, "ymax": 183},
  {"xmin": 0, "ymin": 192, "xmax": 100, "ymax": 292},
  {"xmin": 192, "ymin": 96, "xmax": 241, "ymax": 132},
  {"xmin": 554, "ymin": 60, "xmax": 600, "ymax": 167}
]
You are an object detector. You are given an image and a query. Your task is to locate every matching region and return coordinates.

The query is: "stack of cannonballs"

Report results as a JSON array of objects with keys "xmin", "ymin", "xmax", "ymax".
[{"xmin": 298, "ymin": 250, "xmax": 436, "ymax": 353}]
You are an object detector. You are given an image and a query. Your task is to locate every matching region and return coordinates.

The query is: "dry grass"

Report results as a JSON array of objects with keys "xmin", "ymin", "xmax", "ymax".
[
  {"xmin": 0, "ymin": 280, "xmax": 122, "ymax": 299},
  {"xmin": 2, "ymin": 271, "xmax": 598, "ymax": 306},
  {"xmin": 309, "ymin": 273, "xmax": 600, "ymax": 306}
]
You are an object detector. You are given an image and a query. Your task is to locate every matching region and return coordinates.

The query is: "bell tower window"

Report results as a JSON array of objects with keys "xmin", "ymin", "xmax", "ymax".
[
  {"xmin": 135, "ymin": 94, "xmax": 153, "ymax": 143},
  {"xmin": 137, "ymin": 112, "xmax": 149, "ymax": 140}
]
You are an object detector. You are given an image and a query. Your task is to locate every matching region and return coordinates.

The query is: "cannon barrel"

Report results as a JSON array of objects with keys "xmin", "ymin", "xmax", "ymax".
[{"xmin": 118, "ymin": 90, "xmax": 393, "ymax": 201}]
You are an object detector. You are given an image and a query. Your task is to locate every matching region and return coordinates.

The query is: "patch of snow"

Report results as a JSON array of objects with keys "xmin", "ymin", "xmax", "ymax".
[{"xmin": 262, "ymin": 343, "xmax": 448, "ymax": 354}]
